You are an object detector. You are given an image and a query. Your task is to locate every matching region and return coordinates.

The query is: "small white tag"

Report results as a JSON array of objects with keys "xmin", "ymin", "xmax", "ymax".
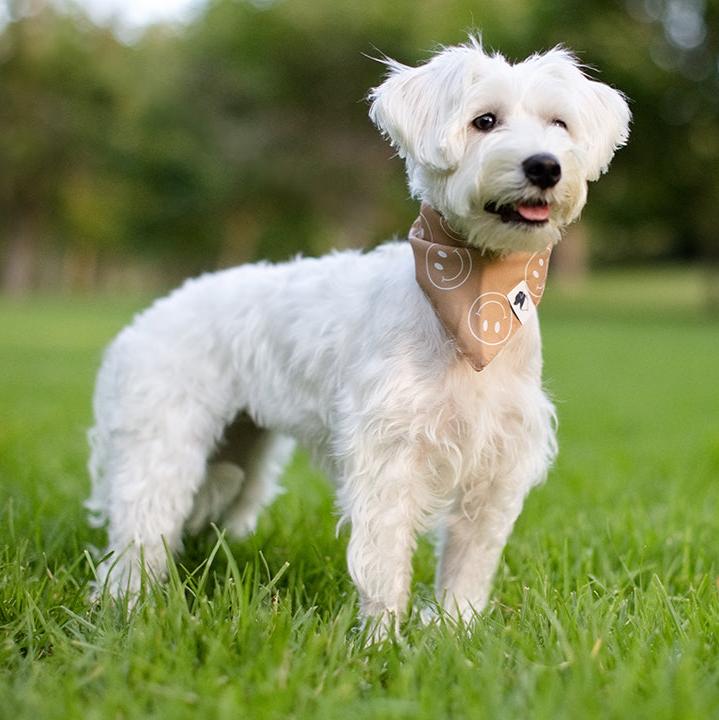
[{"xmin": 506, "ymin": 281, "xmax": 535, "ymax": 325}]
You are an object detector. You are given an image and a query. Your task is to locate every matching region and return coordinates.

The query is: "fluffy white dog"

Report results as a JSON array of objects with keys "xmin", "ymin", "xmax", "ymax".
[{"xmin": 87, "ymin": 38, "xmax": 630, "ymax": 631}]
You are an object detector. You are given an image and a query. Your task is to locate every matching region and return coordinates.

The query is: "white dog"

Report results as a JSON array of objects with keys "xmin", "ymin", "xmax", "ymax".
[{"xmin": 87, "ymin": 38, "xmax": 630, "ymax": 632}]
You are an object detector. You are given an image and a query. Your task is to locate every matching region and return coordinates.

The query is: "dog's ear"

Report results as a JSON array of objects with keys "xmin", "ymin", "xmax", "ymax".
[
  {"xmin": 536, "ymin": 49, "xmax": 630, "ymax": 181},
  {"xmin": 578, "ymin": 78, "xmax": 631, "ymax": 181},
  {"xmin": 369, "ymin": 47, "xmax": 478, "ymax": 172}
]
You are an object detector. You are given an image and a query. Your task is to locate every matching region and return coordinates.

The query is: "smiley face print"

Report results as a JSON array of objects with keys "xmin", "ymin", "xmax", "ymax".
[
  {"xmin": 524, "ymin": 246, "xmax": 552, "ymax": 300},
  {"xmin": 424, "ymin": 244, "xmax": 473, "ymax": 290},
  {"xmin": 438, "ymin": 215, "xmax": 466, "ymax": 244},
  {"xmin": 409, "ymin": 212, "xmax": 473, "ymax": 291},
  {"xmin": 467, "ymin": 292, "xmax": 516, "ymax": 346}
]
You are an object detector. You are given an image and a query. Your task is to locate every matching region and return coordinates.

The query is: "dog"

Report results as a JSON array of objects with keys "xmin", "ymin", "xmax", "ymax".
[{"xmin": 86, "ymin": 37, "xmax": 630, "ymax": 634}]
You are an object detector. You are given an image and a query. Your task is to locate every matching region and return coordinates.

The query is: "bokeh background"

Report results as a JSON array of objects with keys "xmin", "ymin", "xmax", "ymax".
[{"xmin": 1, "ymin": 0, "xmax": 718, "ymax": 296}]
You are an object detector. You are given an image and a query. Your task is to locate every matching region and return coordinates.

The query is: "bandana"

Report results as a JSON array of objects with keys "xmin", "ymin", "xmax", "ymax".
[{"xmin": 409, "ymin": 203, "xmax": 552, "ymax": 371}]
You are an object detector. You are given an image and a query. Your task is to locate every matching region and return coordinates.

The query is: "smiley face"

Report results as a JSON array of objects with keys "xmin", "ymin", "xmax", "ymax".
[
  {"xmin": 424, "ymin": 244, "xmax": 473, "ymax": 290},
  {"xmin": 439, "ymin": 215, "xmax": 466, "ymax": 243},
  {"xmin": 467, "ymin": 292, "xmax": 515, "ymax": 346},
  {"xmin": 409, "ymin": 212, "xmax": 473, "ymax": 291},
  {"xmin": 524, "ymin": 247, "xmax": 552, "ymax": 299}
]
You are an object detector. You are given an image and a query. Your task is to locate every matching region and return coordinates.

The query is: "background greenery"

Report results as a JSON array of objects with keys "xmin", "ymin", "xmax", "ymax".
[
  {"xmin": 1, "ymin": 272, "xmax": 718, "ymax": 718},
  {"xmin": 1, "ymin": 0, "xmax": 718, "ymax": 293}
]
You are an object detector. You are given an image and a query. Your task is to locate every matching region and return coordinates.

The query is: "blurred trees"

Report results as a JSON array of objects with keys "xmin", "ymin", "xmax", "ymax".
[
  {"xmin": 0, "ymin": 0, "xmax": 717, "ymax": 293},
  {"xmin": 0, "ymin": 5, "xmax": 128, "ymax": 290}
]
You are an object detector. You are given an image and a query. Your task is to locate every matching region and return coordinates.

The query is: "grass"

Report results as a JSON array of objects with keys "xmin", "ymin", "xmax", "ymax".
[{"xmin": 1, "ymin": 266, "xmax": 718, "ymax": 719}]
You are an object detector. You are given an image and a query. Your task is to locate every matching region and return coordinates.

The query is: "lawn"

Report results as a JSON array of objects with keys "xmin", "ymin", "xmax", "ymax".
[{"xmin": 1, "ymin": 267, "xmax": 718, "ymax": 719}]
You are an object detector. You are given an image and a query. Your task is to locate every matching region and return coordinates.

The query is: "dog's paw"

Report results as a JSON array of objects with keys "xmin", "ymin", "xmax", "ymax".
[
  {"xmin": 416, "ymin": 604, "xmax": 441, "ymax": 627},
  {"xmin": 223, "ymin": 507, "xmax": 259, "ymax": 540},
  {"xmin": 360, "ymin": 610, "xmax": 402, "ymax": 646}
]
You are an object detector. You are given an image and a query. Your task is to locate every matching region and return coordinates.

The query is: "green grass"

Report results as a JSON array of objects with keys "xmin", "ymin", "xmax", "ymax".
[{"xmin": 1, "ymin": 267, "xmax": 718, "ymax": 719}]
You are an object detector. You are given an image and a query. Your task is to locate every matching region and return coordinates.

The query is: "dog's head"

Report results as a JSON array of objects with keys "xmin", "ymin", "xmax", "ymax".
[{"xmin": 369, "ymin": 38, "xmax": 630, "ymax": 253}]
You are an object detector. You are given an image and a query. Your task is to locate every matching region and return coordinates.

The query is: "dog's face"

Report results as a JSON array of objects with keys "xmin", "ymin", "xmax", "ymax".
[{"xmin": 370, "ymin": 40, "xmax": 630, "ymax": 253}]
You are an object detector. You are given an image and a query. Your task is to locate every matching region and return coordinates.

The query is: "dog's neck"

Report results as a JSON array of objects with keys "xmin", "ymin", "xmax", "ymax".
[{"xmin": 408, "ymin": 203, "xmax": 552, "ymax": 371}]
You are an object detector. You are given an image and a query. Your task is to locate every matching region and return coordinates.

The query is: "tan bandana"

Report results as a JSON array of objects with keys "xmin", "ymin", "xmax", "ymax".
[{"xmin": 409, "ymin": 203, "xmax": 552, "ymax": 371}]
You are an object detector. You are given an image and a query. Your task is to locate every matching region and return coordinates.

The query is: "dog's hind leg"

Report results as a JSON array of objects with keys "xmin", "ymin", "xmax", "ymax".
[
  {"xmin": 90, "ymin": 413, "xmax": 221, "ymax": 598},
  {"xmin": 221, "ymin": 431, "xmax": 295, "ymax": 539},
  {"xmin": 186, "ymin": 413, "xmax": 295, "ymax": 539}
]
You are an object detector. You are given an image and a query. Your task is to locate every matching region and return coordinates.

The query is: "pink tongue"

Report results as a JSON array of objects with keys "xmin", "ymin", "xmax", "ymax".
[{"xmin": 517, "ymin": 203, "xmax": 550, "ymax": 222}]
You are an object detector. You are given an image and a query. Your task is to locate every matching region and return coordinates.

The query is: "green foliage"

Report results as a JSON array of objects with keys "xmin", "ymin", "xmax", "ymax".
[
  {"xmin": 0, "ymin": 0, "xmax": 717, "ymax": 284},
  {"xmin": 1, "ymin": 271, "xmax": 718, "ymax": 717}
]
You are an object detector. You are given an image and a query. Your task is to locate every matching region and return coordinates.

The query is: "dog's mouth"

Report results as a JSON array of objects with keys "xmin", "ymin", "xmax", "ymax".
[{"xmin": 484, "ymin": 200, "xmax": 551, "ymax": 226}]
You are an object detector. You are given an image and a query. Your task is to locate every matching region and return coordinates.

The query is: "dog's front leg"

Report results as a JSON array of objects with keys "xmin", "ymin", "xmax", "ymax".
[
  {"xmin": 340, "ymin": 452, "xmax": 422, "ymax": 639},
  {"xmin": 434, "ymin": 464, "xmax": 538, "ymax": 624}
]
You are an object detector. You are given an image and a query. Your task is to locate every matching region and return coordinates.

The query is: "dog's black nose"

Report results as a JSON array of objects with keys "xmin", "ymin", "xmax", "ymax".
[{"xmin": 522, "ymin": 153, "xmax": 561, "ymax": 189}]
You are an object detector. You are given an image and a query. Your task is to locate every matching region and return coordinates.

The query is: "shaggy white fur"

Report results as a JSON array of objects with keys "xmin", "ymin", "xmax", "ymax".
[{"xmin": 86, "ymin": 38, "xmax": 630, "ymax": 633}]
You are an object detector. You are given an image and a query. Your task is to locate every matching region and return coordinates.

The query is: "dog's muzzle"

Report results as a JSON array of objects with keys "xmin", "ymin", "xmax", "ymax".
[{"xmin": 483, "ymin": 154, "xmax": 561, "ymax": 225}]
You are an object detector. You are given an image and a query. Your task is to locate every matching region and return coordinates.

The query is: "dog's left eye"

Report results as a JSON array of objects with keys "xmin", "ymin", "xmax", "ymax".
[
  {"xmin": 472, "ymin": 113, "xmax": 498, "ymax": 131},
  {"xmin": 551, "ymin": 118, "xmax": 568, "ymax": 130}
]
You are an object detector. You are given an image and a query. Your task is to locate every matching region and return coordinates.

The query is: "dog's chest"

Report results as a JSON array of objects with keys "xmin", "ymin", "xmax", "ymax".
[{"xmin": 413, "ymin": 344, "xmax": 543, "ymax": 476}]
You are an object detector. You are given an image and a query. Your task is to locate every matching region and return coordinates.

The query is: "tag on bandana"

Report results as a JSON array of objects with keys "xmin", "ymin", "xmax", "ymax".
[{"xmin": 506, "ymin": 280, "xmax": 535, "ymax": 325}]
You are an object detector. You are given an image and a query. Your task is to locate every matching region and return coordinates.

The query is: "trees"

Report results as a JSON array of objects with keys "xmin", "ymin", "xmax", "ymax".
[
  {"xmin": 1, "ymin": 0, "xmax": 716, "ymax": 293},
  {"xmin": 0, "ymin": 5, "xmax": 130, "ymax": 291}
]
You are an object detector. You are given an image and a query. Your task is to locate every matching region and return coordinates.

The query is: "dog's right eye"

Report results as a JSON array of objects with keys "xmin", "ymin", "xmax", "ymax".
[{"xmin": 472, "ymin": 113, "xmax": 497, "ymax": 132}]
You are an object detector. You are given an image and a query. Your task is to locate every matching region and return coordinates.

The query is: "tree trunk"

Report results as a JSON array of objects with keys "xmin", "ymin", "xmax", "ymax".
[
  {"xmin": 706, "ymin": 261, "xmax": 719, "ymax": 315},
  {"xmin": 552, "ymin": 223, "xmax": 589, "ymax": 287},
  {"xmin": 218, "ymin": 210, "xmax": 262, "ymax": 267},
  {"xmin": 1, "ymin": 216, "xmax": 39, "ymax": 296},
  {"xmin": 61, "ymin": 245, "xmax": 99, "ymax": 292}
]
